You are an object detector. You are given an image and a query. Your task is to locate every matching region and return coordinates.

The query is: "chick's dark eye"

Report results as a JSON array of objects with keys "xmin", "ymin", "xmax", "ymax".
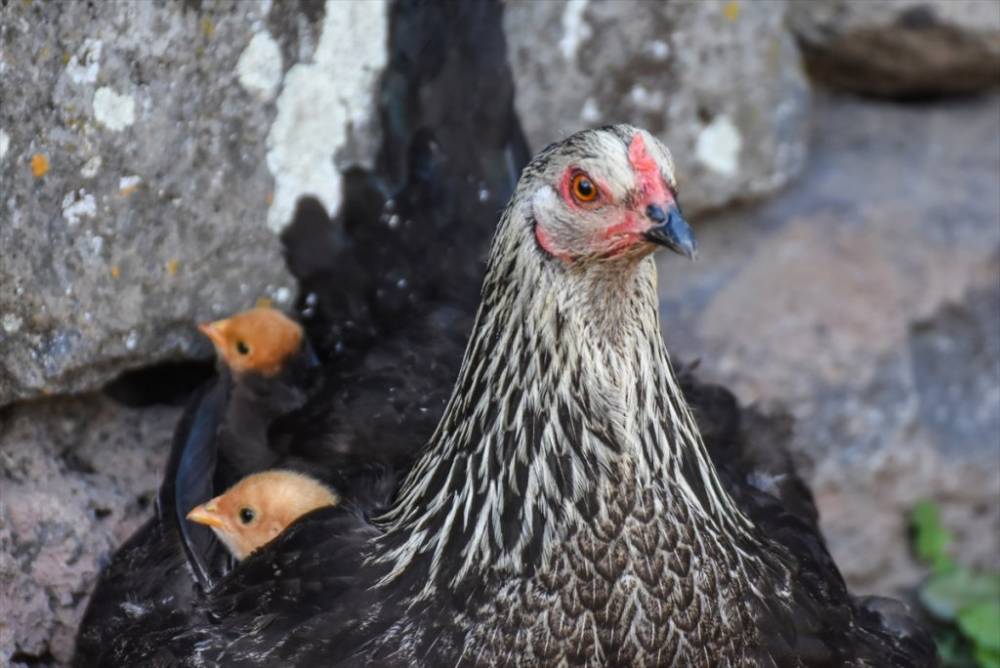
[
  {"xmin": 235, "ymin": 340, "xmax": 250, "ymax": 356},
  {"xmin": 571, "ymin": 173, "xmax": 598, "ymax": 203},
  {"xmin": 239, "ymin": 507, "xmax": 255, "ymax": 524}
]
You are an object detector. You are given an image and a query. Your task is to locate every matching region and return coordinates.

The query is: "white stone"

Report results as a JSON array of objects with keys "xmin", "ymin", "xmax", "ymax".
[
  {"xmin": 559, "ymin": 0, "xmax": 591, "ymax": 62},
  {"xmin": 80, "ymin": 155, "xmax": 102, "ymax": 178},
  {"xmin": 93, "ymin": 87, "xmax": 136, "ymax": 131},
  {"xmin": 695, "ymin": 115, "xmax": 742, "ymax": 177},
  {"xmin": 119, "ymin": 175, "xmax": 141, "ymax": 190},
  {"xmin": 647, "ymin": 40, "xmax": 670, "ymax": 61},
  {"xmin": 580, "ymin": 98, "xmax": 600, "ymax": 123},
  {"xmin": 66, "ymin": 38, "xmax": 102, "ymax": 85},
  {"xmin": 61, "ymin": 190, "xmax": 97, "ymax": 226},
  {"xmin": 0, "ymin": 129, "xmax": 9, "ymax": 161},
  {"xmin": 2, "ymin": 313, "xmax": 23, "ymax": 334},
  {"xmin": 265, "ymin": 0, "xmax": 389, "ymax": 233},
  {"xmin": 274, "ymin": 286, "xmax": 291, "ymax": 303},
  {"xmin": 236, "ymin": 31, "xmax": 283, "ymax": 100},
  {"xmin": 628, "ymin": 85, "xmax": 664, "ymax": 111}
]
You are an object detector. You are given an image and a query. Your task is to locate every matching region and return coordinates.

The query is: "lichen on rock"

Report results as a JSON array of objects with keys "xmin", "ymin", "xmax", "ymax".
[{"xmin": 0, "ymin": 0, "xmax": 387, "ymax": 406}]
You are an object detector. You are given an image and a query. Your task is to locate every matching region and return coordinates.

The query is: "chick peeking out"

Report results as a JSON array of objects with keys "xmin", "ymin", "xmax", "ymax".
[
  {"xmin": 199, "ymin": 307, "xmax": 306, "ymax": 377},
  {"xmin": 187, "ymin": 470, "xmax": 339, "ymax": 560}
]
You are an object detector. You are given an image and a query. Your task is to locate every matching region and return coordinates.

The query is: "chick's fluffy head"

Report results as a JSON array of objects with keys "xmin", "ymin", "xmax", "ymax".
[
  {"xmin": 198, "ymin": 307, "xmax": 303, "ymax": 376},
  {"xmin": 186, "ymin": 470, "xmax": 339, "ymax": 560}
]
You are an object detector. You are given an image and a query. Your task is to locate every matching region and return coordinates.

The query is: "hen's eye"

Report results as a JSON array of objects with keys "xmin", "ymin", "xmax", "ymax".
[
  {"xmin": 239, "ymin": 507, "xmax": 255, "ymax": 524},
  {"xmin": 235, "ymin": 340, "xmax": 250, "ymax": 356},
  {"xmin": 571, "ymin": 173, "xmax": 598, "ymax": 203}
]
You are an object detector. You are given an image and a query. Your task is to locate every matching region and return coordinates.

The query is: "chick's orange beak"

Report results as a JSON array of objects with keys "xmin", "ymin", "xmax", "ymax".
[
  {"xmin": 187, "ymin": 501, "xmax": 225, "ymax": 529},
  {"xmin": 197, "ymin": 319, "xmax": 229, "ymax": 351}
]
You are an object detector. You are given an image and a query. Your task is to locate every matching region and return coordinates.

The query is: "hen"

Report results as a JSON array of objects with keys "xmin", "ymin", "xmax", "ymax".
[{"xmin": 102, "ymin": 125, "xmax": 936, "ymax": 667}]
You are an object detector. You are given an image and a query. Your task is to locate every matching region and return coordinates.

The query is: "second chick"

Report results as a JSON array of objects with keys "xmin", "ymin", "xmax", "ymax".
[{"xmin": 187, "ymin": 470, "xmax": 340, "ymax": 560}]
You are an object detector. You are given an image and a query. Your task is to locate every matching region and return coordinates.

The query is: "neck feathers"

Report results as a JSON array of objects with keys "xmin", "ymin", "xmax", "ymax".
[{"xmin": 376, "ymin": 212, "xmax": 750, "ymax": 591}]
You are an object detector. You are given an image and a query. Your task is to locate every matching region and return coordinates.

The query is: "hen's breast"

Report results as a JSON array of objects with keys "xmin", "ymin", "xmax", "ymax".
[{"xmin": 465, "ymin": 475, "xmax": 762, "ymax": 667}]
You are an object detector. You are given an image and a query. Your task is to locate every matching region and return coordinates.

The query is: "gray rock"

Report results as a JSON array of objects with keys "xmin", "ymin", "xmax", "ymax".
[
  {"xmin": 789, "ymin": 0, "xmax": 1000, "ymax": 96},
  {"xmin": 811, "ymin": 284, "xmax": 1000, "ymax": 595},
  {"xmin": 0, "ymin": 394, "xmax": 180, "ymax": 665},
  {"xmin": 0, "ymin": 0, "xmax": 389, "ymax": 406},
  {"xmin": 657, "ymin": 90, "xmax": 1000, "ymax": 595},
  {"xmin": 503, "ymin": 0, "xmax": 810, "ymax": 216}
]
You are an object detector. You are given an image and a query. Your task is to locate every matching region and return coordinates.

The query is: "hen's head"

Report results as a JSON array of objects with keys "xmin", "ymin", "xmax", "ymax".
[
  {"xmin": 515, "ymin": 125, "xmax": 695, "ymax": 264},
  {"xmin": 198, "ymin": 307, "xmax": 304, "ymax": 376},
  {"xmin": 186, "ymin": 470, "xmax": 339, "ymax": 560}
]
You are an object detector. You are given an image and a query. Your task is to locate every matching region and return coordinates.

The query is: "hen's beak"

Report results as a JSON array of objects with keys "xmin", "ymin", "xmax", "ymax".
[
  {"xmin": 187, "ymin": 501, "xmax": 224, "ymax": 529},
  {"xmin": 643, "ymin": 204, "xmax": 697, "ymax": 259}
]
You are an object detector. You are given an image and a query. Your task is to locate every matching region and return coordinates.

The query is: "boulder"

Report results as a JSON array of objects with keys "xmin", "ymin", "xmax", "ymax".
[
  {"xmin": 0, "ymin": 0, "xmax": 389, "ymax": 405},
  {"xmin": 0, "ymin": 393, "xmax": 180, "ymax": 665},
  {"xmin": 789, "ymin": 0, "xmax": 1000, "ymax": 96},
  {"xmin": 503, "ymin": 0, "xmax": 810, "ymax": 216}
]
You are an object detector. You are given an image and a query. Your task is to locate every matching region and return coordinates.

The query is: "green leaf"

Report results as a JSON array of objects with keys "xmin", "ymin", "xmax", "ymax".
[
  {"xmin": 974, "ymin": 644, "xmax": 1000, "ymax": 668},
  {"xmin": 921, "ymin": 571, "xmax": 1000, "ymax": 622},
  {"xmin": 959, "ymin": 601, "xmax": 1000, "ymax": 651},
  {"xmin": 911, "ymin": 500, "xmax": 956, "ymax": 573},
  {"xmin": 935, "ymin": 627, "xmax": 977, "ymax": 668}
]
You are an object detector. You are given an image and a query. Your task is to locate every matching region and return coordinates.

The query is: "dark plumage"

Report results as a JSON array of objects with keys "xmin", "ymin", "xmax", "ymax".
[
  {"xmin": 96, "ymin": 125, "xmax": 935, "ymax": 667},
  {"xmin": 282, "ymin": 0, "xmax": 529, "ymax": 368},
  {"xmin": 268, "ymin": 0, "xmax": 529, "ymax": 514},
  {"xmin": 269, "ymin": 302, "xmax": 472, "ymax": 514}
]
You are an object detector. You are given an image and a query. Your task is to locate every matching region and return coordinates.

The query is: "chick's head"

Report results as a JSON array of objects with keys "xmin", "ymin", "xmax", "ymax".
[
  {"xmin": 198, "ymin": 307, "xmax": 304, "ymax": 376},
  {"xmin": 186, "ymin": 470, "xmax": 339, "ymax": 560}
]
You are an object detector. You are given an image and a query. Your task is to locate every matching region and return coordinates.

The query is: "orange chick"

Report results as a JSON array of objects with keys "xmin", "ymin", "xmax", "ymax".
[
  {"xmin": 198, "ymin": 307, "xmax": 304, "ymax": 376},
  {"xmin": 186, "ymin": 470, "xmax": 339, "ymax": 560}
]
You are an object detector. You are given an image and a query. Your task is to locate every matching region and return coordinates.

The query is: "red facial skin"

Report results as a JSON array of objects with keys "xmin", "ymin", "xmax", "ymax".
[
  {"xmin": 534, "ymin": 224, "xmax": 572, "ymax": 261},
  {"xmin": 536, "ymin": 133, "xmax": 676, "ymax": 260},
  {"xmin": 628, "ymin": 133, "xmax": 673, "ymax": 207},
  {"xmin": 597, "ymin": 213, "xmax": 645, "ymax": 256}
]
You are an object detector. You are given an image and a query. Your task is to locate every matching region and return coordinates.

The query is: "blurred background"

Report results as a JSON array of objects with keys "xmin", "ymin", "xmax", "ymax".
[{"xmin": 0, "ymin": 0, "xmax": 998, "ymax": 665}]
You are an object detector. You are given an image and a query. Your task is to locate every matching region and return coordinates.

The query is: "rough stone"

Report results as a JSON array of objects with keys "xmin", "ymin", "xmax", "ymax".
[
  {"xmin": 657, "ymin": 91, "xmax": 1000, "ymax": 595},
  {"xmin": 789, "ymin": 0, "xmax": 1000, "ymax": 97},
  {"xmin": 811, "ymin": 284, "xmax": 1000, "ymax": 594},
  {"xmin": 0, "ymin": 393, "xmax": 179, "ymax": 665},
  {"xmin": 503, "ymin": 0, "xmax": 810, "ymax": 215},
  {"xmin": 2, "ymin": 2, "xmax": 998, "ymax": 664},
  {"xmin": 0, "ymin": 0, "xmax": 389, "ymax": 406}
]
